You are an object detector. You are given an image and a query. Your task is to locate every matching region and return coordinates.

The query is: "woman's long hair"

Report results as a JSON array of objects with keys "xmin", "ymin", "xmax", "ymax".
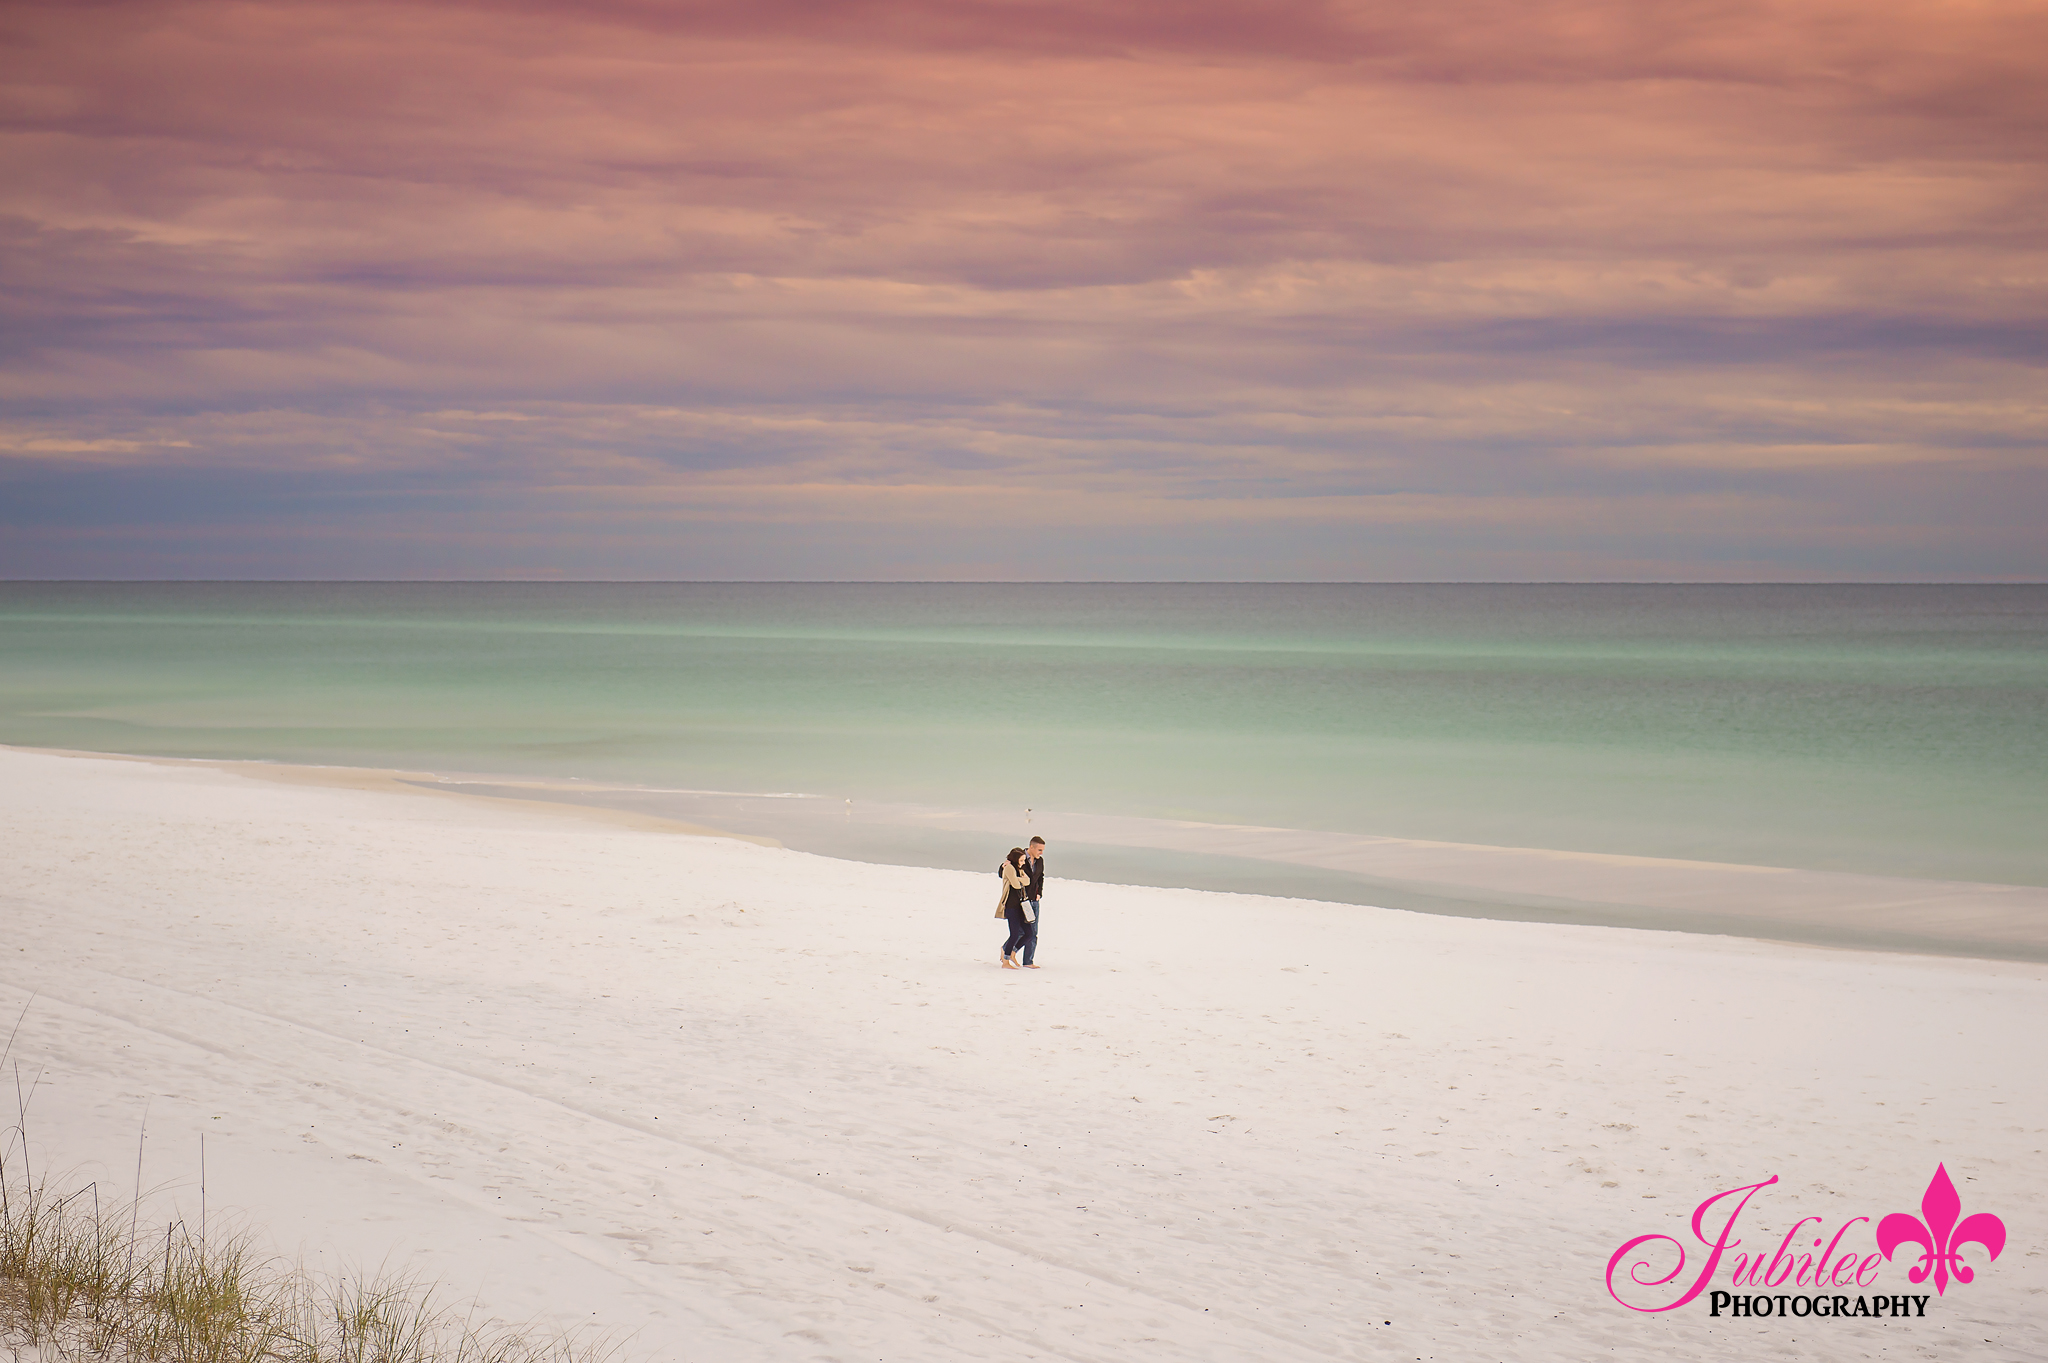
[{"xmin": 1007, "ymin": 847, "xmax": 1028, "ymax": 869}]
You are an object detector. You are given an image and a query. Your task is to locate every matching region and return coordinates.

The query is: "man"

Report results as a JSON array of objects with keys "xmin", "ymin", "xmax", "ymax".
[{"xmin": 1020, "ymin": 836, "xmax": 1046, "ymax": 968}]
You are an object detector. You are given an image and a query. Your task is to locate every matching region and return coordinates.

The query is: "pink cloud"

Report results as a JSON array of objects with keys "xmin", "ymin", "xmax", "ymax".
[{"xmin": 1, "ymin": 0, "xmax": 2042, "ymax": 576}]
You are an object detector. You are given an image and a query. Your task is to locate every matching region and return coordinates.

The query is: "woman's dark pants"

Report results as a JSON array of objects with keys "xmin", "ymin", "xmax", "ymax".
[{"xmin": 1003, "ymin": 903, "xmax": 1036, "ymax": 961}]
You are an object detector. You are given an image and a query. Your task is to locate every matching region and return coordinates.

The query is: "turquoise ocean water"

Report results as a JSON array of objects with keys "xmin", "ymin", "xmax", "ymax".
[{"xmin": 2, "ymin": 583, "xmax": 2043, "ymax": 892}]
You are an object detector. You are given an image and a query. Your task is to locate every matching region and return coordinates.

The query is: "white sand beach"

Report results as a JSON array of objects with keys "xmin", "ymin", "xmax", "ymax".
[{"xmin": 3, "ymin": 745, "xmax": 2041, "ymax": 1361}]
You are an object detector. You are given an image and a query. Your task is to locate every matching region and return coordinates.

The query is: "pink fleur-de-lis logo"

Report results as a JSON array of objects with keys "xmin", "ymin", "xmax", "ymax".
[{"xmin": 1876, "ymin": 1164, "xmax": 2007, "ymax": 1295}]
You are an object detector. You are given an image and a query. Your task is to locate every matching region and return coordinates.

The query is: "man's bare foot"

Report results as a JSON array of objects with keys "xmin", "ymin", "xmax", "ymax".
[{"xmin": 1024, "ymin": 963, "xmax": 1041, "ymax": 968}]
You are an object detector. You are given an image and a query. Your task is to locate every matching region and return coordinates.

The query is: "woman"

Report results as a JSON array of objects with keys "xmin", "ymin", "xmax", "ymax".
[{"xmin": 997, "ymin": 846, "xmax": 1036, "ymax": 969}]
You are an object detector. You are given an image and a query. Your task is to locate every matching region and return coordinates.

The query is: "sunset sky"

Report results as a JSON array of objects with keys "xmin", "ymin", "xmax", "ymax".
[{"xmin": 3, "ymin": 0, "xmax": 2043, "ymax": 579}]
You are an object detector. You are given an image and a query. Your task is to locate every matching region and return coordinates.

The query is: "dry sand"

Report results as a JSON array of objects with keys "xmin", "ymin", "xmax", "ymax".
[{"xmin": 2, "ymin": 746, "xmax": 2041, "ymax": 1360}]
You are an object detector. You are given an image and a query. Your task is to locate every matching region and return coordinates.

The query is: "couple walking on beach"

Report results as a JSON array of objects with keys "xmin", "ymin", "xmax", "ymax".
[{"xmin": 997, "ymin": 836, "xmax": 1046, "ymax": 969}]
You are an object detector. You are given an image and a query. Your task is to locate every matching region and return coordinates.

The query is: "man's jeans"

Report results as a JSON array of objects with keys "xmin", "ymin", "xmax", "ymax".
[{"xmin": 1020, "ymin": 899, "xmax": 1040, "ymax": 965}]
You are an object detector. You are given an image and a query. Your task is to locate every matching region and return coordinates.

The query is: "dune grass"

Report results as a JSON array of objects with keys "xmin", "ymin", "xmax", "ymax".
[
  {"xmin": 1, "ymin": 1061, "xmax": 618, "ymax": 1363},
  {"xmin": 1, "ymin": 1157, "xmax": 619, "ymax": 1363}
]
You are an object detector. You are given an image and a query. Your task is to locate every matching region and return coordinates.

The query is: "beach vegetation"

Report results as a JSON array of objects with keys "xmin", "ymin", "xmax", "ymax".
[{"xmin": 2, "ymin": 1112, "xmax": 616, "ymax": 1363}]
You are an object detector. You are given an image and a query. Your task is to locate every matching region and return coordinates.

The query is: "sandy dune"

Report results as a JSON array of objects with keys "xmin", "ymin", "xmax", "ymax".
[{"xmin": 2, "ymin": 747, "xmax": 2040, "ymax": 1361}]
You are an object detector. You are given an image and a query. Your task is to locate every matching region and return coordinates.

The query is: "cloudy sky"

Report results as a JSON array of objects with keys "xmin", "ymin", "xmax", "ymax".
[{"xmin": 3, "ymin": 0, "xmax": 2043, "ymax": 579}]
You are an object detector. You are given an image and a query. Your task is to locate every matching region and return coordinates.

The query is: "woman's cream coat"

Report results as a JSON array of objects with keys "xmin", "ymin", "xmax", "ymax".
[{"xmin": 995, "ymin": 859, "xmax": 1036, "ymax": 921}]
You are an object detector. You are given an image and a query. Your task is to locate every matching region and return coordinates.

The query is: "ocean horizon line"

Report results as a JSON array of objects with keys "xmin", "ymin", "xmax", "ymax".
[{"xmin": 6, "ymin": 577, "xmax": 2048, "ymax": 586}]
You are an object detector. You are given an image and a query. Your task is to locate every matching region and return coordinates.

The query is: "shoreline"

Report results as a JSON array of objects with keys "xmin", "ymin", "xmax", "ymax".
[
  {"xmin": 3, "ymin": 742, "xmax": 785, "ymax": 846},
  {"xmin": 11, "ymin": 741, "xmax": 2045, "ymax": 964}
]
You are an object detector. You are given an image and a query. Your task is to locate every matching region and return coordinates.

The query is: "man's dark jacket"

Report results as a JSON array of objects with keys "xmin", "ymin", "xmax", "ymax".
[{"xmin": 1027, "ymin": 854, "xmax": 1045, "ymax": 899}]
